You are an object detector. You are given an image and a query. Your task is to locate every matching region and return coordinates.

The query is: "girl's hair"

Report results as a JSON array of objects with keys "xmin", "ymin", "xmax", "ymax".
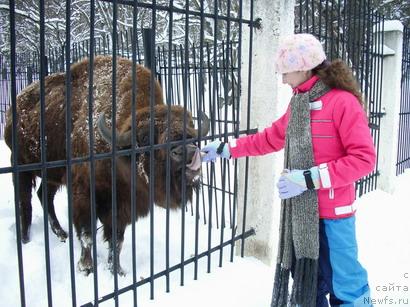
[{"xmin": 312, "ymin": 59, "xmax": 365, "ymax": 107}]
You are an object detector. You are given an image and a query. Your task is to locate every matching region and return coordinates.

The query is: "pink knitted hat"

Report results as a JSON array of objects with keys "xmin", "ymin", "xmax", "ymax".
[{"xmin": 275, "ymin": 34, "xmax": 326, "ymax": 74}]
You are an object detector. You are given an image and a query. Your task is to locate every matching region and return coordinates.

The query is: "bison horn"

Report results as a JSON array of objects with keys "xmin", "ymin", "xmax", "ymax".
[
  {"xmin": 97, "ymin": 113, "xmax": 133, "ymax": 148},
  {"xmin": 198, "ymin": 112, "xmax": 210, "ymax": 137}
]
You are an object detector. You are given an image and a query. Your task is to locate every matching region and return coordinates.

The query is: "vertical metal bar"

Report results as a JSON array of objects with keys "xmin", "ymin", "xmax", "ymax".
[
  {"xmin": 318, "ymin": 0, "xmax": 322, "ymax": 39},
  {"xmin": 356, "ymin": 0, "xmax": 362, "ymax": 75},
  {"xmin": 9, "ymin": 0, "xmax": 26, "ymax": 305},
  {"xmin": 120, "ymin": 30, "xmax": 125, "ymax": 57},
  {"xmin": 325, "ymin": 0, "xmax": 329, "ymax": 53},
  {"xmin": 299, "ymin": 0, "xmax": 302, "ymax": 33},
  {"xmin": 206, "ymin": 0, "xmax": 215, "ymax": 274},
  {"xmin": 86, "ymin": 0, "xmax": 98, "ymax": 305},
  {"xmin": 149, "ymin": 3, "xmax": 158, "ymax": 298},
  {"xmin": 231, "ymin": 0, "xmax": 242, "ymax": 262},
  {"xmin": 194, "ymin": 41, "xmax": 202, "ymax": 281},
  {"xmin": 240, "ymin": 0, "xmax": 254, "ymax": 258},
  {"xmin": 82, "ymin": 40, "xmax": 86, "ymax": 59},
  {"xmin": 143, "ymin": 29, "xmax": 153, "ymax": 69},
  {"xmin": 330, "ymin": 0, "xmax": 335, "ymax": 59},
  {"xmin": 352, "ymin": 0, "xmax": 358, "ymax": 70},
  {"xmin": 227, "ymin": 42, "xmax": 235, "ymax": 229},
  {"xmin": 178, "ymin": 1, "xmax": 187, "ymax": 288},
  {"xmin": 39, "ymin": 0, "xmax": 53, "ymax": 304},
  {"xmin": 165, "ymin": 0, "xmax": 174, "ymax": 294},
  {"xmin": 179, "ymin": 0, "xmax": 190, "ymax": 285},
  {"xmin": 48, "ymin": 48, "xmax": 52, "ymax": 73},
  {"xmin": 342, "ymin": 0, "xmax": 347, "ymax": 61},
  {"xmin": 173, "ymin": 45, "xmax": 181, "ymax": 108},
  {"xmin": 130, "ymin": 1, "xmax": 139, "ymax": 304},
  {"xmin": 364, "ymin": 0, "xmax": 371, "ymax": 121},
  {"xmin": 370, "ymin": 10, "xmax": 380, "ymax": 193},
  {"xmin": 367, "ymin": 5, "xmax": 376, "ymax": 194},
  {"xmin": 359, "ymin": 0, "xmax": 369, "ymax": 195},
  {"xmin": 64, "ymin": 0, "xmax": 77, "ymax": 306},
  {"xmin": 374, "ymin": 14, "xmax": 384, "ymax": 191},
  {"xmin": 336, "ymin": 0, "xmax": 341, "ymax": 58},
  {"xmin": 311, "ymin": 0, "xmax": 315, "ymax": 35},
  {"xmin": 305, "ymin": 0, "xmax": 309, "ymax": 33},
  {"xmin": 125, "ymin": 30, "xmax": 129, "ymax": 58},
  {"xmin": 219, "ymin": 0, "xmax": 232, "ymax": 268},
  {"xmin": 110, "ymin": 0, "xmax": 120, "ymax": 305}
]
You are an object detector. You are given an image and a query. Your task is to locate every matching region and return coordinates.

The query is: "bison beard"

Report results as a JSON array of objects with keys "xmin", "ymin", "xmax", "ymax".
[{"xmin": 5, "ymin": 55, "xmax": 210, "ymax": 276}]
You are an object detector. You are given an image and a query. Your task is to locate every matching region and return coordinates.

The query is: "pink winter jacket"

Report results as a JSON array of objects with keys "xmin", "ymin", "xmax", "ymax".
[{"xmin": 229, "ymin": 75, "xmax": 376, "ymax": 219}]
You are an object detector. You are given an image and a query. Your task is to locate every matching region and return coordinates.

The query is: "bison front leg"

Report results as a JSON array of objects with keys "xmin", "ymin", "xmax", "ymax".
[
  {"xmin": 78, "ymin": 230, "xmax": 94, "ymax": 275},
  {"xmin": 37, "ymin": 182, "xmax": 68, "ymax": 242},
  {"xmin": 104, "ymin": 225, "xmax": 126, "ymax": 276}
]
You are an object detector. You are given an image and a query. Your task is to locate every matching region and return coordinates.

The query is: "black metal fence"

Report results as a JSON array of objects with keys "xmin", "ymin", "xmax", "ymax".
[
  {"xmin": 1, "ymin": 1, "xmax": 255, "ymax": 306},
  {"xmin": 295, "ymin": 0, "xmax": 385, "ymax": 196},
  {"xmin": 397, "ymin": 26, "xmax": 410, "ymax": 175}
]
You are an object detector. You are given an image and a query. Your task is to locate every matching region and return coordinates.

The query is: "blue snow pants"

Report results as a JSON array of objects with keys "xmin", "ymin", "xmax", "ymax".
[{"xmin": 318, "ymin": 216, "xmax": 372, "ymax": 307}]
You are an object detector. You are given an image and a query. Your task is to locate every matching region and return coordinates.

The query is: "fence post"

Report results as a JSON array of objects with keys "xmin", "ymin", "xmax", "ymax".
[
  {"xmin": 236, "ymin": 0, "xmax": 295, "ymax": 266},
  {"xmin": 378, "ymin": 20, "xmax": 404, "ymax": 193}
]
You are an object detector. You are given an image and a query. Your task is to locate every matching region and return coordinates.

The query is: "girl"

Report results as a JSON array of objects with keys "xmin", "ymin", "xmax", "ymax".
[{"xmin": 201, "ymin": 34, "xmax": 375, "ymax": 307}]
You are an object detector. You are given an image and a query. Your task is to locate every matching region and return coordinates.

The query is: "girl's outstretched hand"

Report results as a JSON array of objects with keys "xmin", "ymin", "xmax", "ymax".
[{"xmin": 201, "ymin": 140, "xmax": 231, "ymax": 162}]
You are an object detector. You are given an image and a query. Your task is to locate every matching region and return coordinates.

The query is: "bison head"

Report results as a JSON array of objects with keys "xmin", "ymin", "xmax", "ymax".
[{"xmin": 96, "ymin": 105, "xmax": 210, "ymax": 209}]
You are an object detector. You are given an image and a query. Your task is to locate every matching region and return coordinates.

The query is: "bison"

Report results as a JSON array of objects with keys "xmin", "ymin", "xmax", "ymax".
[{"xmin": 5, "ymin": 55, "xmax": 209, "ymax": 275}]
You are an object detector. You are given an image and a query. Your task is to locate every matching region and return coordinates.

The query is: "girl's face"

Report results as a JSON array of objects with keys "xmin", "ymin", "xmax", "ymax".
[{"xmin": 282, "ymin": 71, "xmax": 312, "ymax": 88}]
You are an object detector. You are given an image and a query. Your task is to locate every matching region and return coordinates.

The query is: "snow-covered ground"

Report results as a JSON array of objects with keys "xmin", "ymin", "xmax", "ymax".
[{"xmin": 0, "ymin": 139, "xmax": 409, "ymax": 307}]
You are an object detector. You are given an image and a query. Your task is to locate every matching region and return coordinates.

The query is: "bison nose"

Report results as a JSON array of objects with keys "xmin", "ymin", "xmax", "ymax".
[{"xmin": 170, "ymin": 144, "xmax": 199, "ymax": 167}]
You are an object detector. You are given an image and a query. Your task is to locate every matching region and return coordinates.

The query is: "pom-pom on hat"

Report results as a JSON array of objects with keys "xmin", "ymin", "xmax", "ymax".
[{"xmin": 275, "ymin": 33, "xmax": 326, "ymax": 74}]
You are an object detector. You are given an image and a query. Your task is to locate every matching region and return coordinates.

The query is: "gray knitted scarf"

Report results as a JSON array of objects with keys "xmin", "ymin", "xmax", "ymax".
[{"xmin": 271, "ymin": 79, "xmax": 330, "ymax": 307}]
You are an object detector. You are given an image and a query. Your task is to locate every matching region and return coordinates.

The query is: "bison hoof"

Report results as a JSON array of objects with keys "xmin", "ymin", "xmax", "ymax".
[
  {"xmin": 21, "ymin": 227, "xmax": 31, "ymax": 244},
  {"xmin": 78, "ymin": 260, "xmax": 93, "ymax": 276},
  {"xmin": 55, "ymin": 229, "xmax": 68, "ymax": 242},
  {"xmin": 21, "ymin": 234, "xmax": 31, "ymax": 244},
  {"xmin": 108, "ymin": 264, "xmax": 126, "ymax": 277},
  {"xmin": 50, "ymin": 223, "xmax": 68, "ymax": 242}
]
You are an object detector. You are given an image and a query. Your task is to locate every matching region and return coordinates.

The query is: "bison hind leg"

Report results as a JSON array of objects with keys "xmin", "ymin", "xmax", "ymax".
[
  {"xmin": 17, "ymin": 172, "xmax": 35, "ymax": 243},
  {"xmin": 36, "ymin": 182, "xmax": 68, "ymax": 242}
]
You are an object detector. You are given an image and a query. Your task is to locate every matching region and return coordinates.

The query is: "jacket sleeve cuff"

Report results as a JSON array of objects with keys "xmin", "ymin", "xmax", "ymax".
[
  {"xmin": 228, "ymin": 139, "xmax": 239, "ymax": 158},
  {"xmin": 318, "ymin": 163, "xmax": 332, "ymax": 188}
]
